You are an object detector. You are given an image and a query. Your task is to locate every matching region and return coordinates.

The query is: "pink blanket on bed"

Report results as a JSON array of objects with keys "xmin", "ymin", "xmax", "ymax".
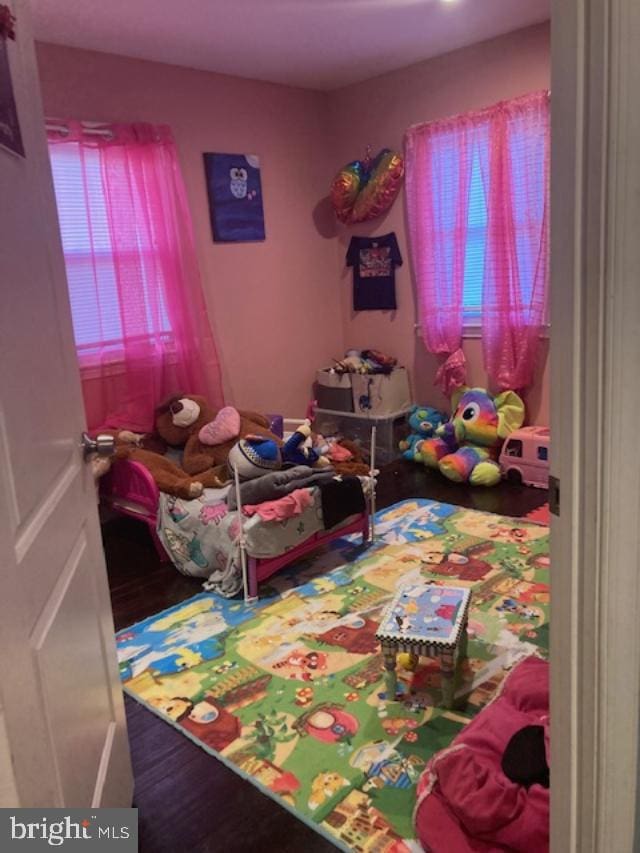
[
  {"xmin": 243, "ymin": 488, "xmax": 314, "ymax": 521},
  {"xmin": 415, "ymin": 656, "xmax": 549, "ymax": 853}
]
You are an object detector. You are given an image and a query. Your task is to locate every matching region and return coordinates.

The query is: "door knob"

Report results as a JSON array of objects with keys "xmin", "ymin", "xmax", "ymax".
[{"xmin": 81, "ymin": 432, "xmax": 116, "ymax": 460}]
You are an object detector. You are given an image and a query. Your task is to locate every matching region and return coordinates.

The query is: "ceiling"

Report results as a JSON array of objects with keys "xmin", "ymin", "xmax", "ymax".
[{"xmin": 31, "ymin": 0, "xmax": 550, "ymax": 92}]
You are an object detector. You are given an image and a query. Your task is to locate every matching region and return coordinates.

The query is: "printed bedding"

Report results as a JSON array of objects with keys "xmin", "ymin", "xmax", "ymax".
[{"xmin": 157, "ymin": 483, "xmax": 369, "ymax": 598}]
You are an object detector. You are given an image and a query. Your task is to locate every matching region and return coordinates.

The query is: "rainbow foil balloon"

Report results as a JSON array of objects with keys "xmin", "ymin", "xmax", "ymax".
[{"xmin": 330, "ymin": 148, "xmax": 404, "ymax": 224}]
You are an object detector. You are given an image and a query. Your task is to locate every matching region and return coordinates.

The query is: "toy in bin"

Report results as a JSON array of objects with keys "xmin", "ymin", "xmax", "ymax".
[{"xmin": 499, "ymin": 426, "xmax": 550, "ymax": 488}]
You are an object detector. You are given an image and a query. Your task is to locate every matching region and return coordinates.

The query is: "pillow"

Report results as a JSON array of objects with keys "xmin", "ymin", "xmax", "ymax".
[{"xmin": 199, "ymin": 406, "xmax": 241, "ymax": 446}]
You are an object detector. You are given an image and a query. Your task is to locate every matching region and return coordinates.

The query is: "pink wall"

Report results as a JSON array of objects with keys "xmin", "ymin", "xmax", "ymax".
[
  {"xmin": 37, "ymin": 23, "xmax": 550, "ymax": 423},
  {"xmin": 36, "ymin": 42, "xmax": 339, "ymax": 417},
  {"xmin": 327, "ymin": 22, "xmax": 551, "ymax": 423}
]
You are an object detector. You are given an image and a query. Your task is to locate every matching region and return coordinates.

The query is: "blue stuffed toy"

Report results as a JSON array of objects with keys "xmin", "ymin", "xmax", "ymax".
[
  {"xmin": 399, "ymin": 405, "xmax": 447, "ymax": 462},
  {"xmin": 281, "ymin": 420, "xmax": 332, "ymax": 468}
]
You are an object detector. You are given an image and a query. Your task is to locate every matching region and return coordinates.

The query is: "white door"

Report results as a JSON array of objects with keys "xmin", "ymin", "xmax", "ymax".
[
  {"xmin": 0, "ymin": 0, "xmax": 133, "ymax": 807},
  {"xmin": 551, "ymin": 0, "xmax": 640, "ymax": 850}
]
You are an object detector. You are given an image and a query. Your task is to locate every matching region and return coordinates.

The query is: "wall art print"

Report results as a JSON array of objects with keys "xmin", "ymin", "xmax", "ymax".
[{"xmin": 204, "ymin": 152, "xmax": 265, "ymax": 243}]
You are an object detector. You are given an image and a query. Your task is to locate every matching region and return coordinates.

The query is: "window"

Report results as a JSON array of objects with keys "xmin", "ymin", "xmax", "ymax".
[
  {"xmin": 47, "ymin": 120, "xmax": 223, "ymax": 432},
  {"xmin": 452, "ymin": 137, "xmax": 544, "ymax": 326},
  {"xmin": 462, "ymin": 151, "xmax": 487, "ymax": 324},
  {"xmin": 537, "ymin": 446, "xmax": 548, "ymax": 462},
  {"xmin": 49, "ymin": 143, "xmax": 172, "ymax": 364},
  {"xmin": 505, "ymin": 439, "xmax": 523, "ymax": 458},
  {"xmin": 405, "ymin": 91, "xmax": 549, "ymax": 391}
]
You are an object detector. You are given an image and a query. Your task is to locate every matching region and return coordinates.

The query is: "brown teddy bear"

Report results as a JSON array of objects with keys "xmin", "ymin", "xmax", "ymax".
[
  {"xmin": 105, "ymin": 396, "xmax": 281, "ymax": 500},
  {"xmin": 114, "ymin": 441, "xmax": 213, "ymax": 499},
  {"xmin": 155, "ymin": 394, "xmax": 282, "ymax": 478},
  {"xmin": 92, "ymin": 429, "xmax": 213, "ymax": 499}
]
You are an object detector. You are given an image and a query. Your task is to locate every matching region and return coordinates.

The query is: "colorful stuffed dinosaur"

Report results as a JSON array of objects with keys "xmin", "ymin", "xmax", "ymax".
[
  {"xmin": 399, "ymin": 405, "xmax": 447, "ymax": 462},
  {"xmin": 421, "ymin": 387, "xmax": 525, "ymax": 486}
]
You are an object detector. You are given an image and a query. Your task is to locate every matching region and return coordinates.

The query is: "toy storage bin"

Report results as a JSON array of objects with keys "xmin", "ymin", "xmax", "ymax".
[
  {"xmin": 315, "ymin": 369, "xmax": 354, "ymax": 412},
  {"xmin": 351, "ymin": 367, "xmax": 411, "ymax": 416},
  {"xmin": 314, "ymin": 407, "xmax": 411, "ymax": 465}
]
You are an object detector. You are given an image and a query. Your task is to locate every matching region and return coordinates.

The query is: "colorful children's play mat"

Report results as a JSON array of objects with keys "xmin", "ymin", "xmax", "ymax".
[{"xmin": 118, "ymin": 499, "xmax": 549, "ymax": 852}]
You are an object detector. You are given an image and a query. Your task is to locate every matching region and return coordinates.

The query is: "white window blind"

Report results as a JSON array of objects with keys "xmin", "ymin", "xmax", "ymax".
[
  {"xmin": 49, "ymin": 143, "xmax": 172, "ymax": 361},
  {"xmin": 436, "ymin": 135, "xmax": 545, "ymax": 325},
  {"xmin": 462, "ymin": 149, "xmax": 487, "ymax": 323}
]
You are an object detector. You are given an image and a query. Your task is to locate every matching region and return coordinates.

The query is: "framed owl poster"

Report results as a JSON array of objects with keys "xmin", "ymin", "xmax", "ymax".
[{"xmin": 203, "ymin": 152, "xmax": 265, "ymax": 242}]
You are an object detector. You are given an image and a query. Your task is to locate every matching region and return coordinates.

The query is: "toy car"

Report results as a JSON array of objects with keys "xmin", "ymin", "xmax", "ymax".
[{"xmin": 499, "ymin": 426, "xmax": 550, "ymax": 488}]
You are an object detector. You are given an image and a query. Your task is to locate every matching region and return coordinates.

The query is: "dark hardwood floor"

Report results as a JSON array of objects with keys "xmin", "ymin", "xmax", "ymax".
[
  {"xmin": 375, "ymin": 459, "xmax": 547, "ymax": 518},
  {"xmin": 104, "ymin": 460, "xmax": 548, "ymax": 852}
]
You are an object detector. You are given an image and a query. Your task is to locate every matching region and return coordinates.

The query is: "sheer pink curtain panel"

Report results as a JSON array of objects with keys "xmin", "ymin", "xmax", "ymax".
[
  {"xmin": 48, "ymin": 121, "xmax": 224, "ymax": 432},
  {"xmin": 405, "ymin": 91, "xmax": 549, "ymax": 395},
  {"xmin": 479, "ymin": 92, "xmax": 550, "ymax": 390}
]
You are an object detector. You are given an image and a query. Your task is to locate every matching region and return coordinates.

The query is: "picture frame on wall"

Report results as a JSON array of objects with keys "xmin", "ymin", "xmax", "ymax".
[
  {"xmin": 203, "ymin": 152, "xmax": 265, "ymax": 243},
  {"xmin": 0, "ymin": 36, "xmax": 24, "ymax": 158}
]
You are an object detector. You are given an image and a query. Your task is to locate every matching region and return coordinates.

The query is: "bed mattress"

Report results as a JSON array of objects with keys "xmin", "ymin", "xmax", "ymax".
[{"xmin": 157, "ymin": 480, "xmax": 370, "ymax": 597}]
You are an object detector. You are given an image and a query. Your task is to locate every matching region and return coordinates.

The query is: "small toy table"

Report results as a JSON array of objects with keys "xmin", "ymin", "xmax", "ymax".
[{"xmin": 376, "ymin": 584, "xmax": 471, "ymax": 708}]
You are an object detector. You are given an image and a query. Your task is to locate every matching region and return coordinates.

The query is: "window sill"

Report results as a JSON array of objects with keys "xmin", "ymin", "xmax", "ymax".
[
  {"xmin": 78, "ymin": 342, "xmax": 179, "ymax": 381},
  {"xmin": 462, "ymin": 324, "xmax": 551, "ymax": 340},
  {"xmin": 414, "ymin": 324, "xmax": 550, "ymax": 341},
  {"xmin": 462, "ymin": 324, "xmax": 482, "ymax": 339}
]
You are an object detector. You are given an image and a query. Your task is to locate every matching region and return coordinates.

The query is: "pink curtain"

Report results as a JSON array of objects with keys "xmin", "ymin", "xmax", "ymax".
[
  {"xmin": 405, "ymin": 115, "xmax": 473, "ymax": 395},
  {"xmin": 48, "ymin": 121, "xmax": 224, "ymax": 432},
  {"xmin": 479, "ymin": 93, "xmax": 549, "ymax": 389},
  {"xmin": 404, "ymin": 91, "xmax": 550, "ymax": 394}
]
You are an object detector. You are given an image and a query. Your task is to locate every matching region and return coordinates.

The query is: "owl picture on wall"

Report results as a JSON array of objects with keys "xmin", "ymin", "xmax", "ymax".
[
  {"xmin": 229, "ymin": 166, "xmax": 248, "ymax": 199},
  {"xmin": 204, "ymin": 152, "xmax": 266, "ymax": 242}
]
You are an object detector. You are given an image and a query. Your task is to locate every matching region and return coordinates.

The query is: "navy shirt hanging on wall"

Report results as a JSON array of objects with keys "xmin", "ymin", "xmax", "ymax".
[{"xmin": 346, "ymin": 232, "xmax": 402, "ymax": 311}]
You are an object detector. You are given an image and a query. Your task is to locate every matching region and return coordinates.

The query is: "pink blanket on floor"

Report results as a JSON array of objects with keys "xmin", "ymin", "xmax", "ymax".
[{"xmin": 415, "ymin": 656, "xmax": 549, "ymax": 853}]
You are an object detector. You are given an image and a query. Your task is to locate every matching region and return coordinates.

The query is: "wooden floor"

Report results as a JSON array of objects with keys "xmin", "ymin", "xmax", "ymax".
[{"xmin": 104, "ymin": 460, "xmax": 547, "ymax": 852}]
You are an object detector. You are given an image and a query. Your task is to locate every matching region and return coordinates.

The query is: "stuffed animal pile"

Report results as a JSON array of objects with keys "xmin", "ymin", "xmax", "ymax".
[
  {"xmin": 113, "ymin": 395, "xmax": 281, "ymax": 498},
  {"xmin": 106, "ymin": 388, "xmax": 523, "ymax": 493},
  {"xmin": 227, "ymin": 420, "xmax": 371, "ymax": 481},
  {"xmin": 421, "ymin": 387, "xmax": 525, "ymax": 487},
  {"xmin": 109, "ymin": 402, "xmax": 371, "ymax": 497},
  {"xmin": 330, "ymin": 348, "xmax": 397, "ymax": 376},
  {"xmin": 227, "ymin": 420, "xmax": 332, "ymax": 481}
]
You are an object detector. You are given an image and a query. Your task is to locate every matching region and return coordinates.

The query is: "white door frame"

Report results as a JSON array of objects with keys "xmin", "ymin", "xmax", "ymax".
[{"xmin": 551, "ymin": 0, "xmax": 640, "ymax": 850}]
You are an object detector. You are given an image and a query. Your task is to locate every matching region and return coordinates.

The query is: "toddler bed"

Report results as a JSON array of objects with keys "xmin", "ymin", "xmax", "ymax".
[
  {"xmin": 99, "ymin": 411, "xmax": 290, "ymax": 559},
  {"xmin": 101, "ymin": 457, "xmax": 168, "ymax": 560},
  {"xmin": 101, "ymin": 429, "xmax": 377, "ymax": 601},
  {"xmin": 160, "ymin": 480, "xmax": 371, "ymax": 599}
]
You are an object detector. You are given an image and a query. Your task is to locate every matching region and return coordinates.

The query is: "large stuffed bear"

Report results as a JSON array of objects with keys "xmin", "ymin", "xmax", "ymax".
[
  {"xmin": 155, "ymin": 395, "xmax": 281, "ymax": 476},
  {"xmin": 399, "ymin": 405, "xmax": 447, "ymax": 462},
  {"xmin": 113, "ymin": 441, "xmax": 214, "ymax": 499},
  {"xmin": 112, "ymin": 395, "xmax": 281, "ymax": 499},
  {"xmin": 421, "ymin": 387, "xmax": 525, "ymax": 486}
]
